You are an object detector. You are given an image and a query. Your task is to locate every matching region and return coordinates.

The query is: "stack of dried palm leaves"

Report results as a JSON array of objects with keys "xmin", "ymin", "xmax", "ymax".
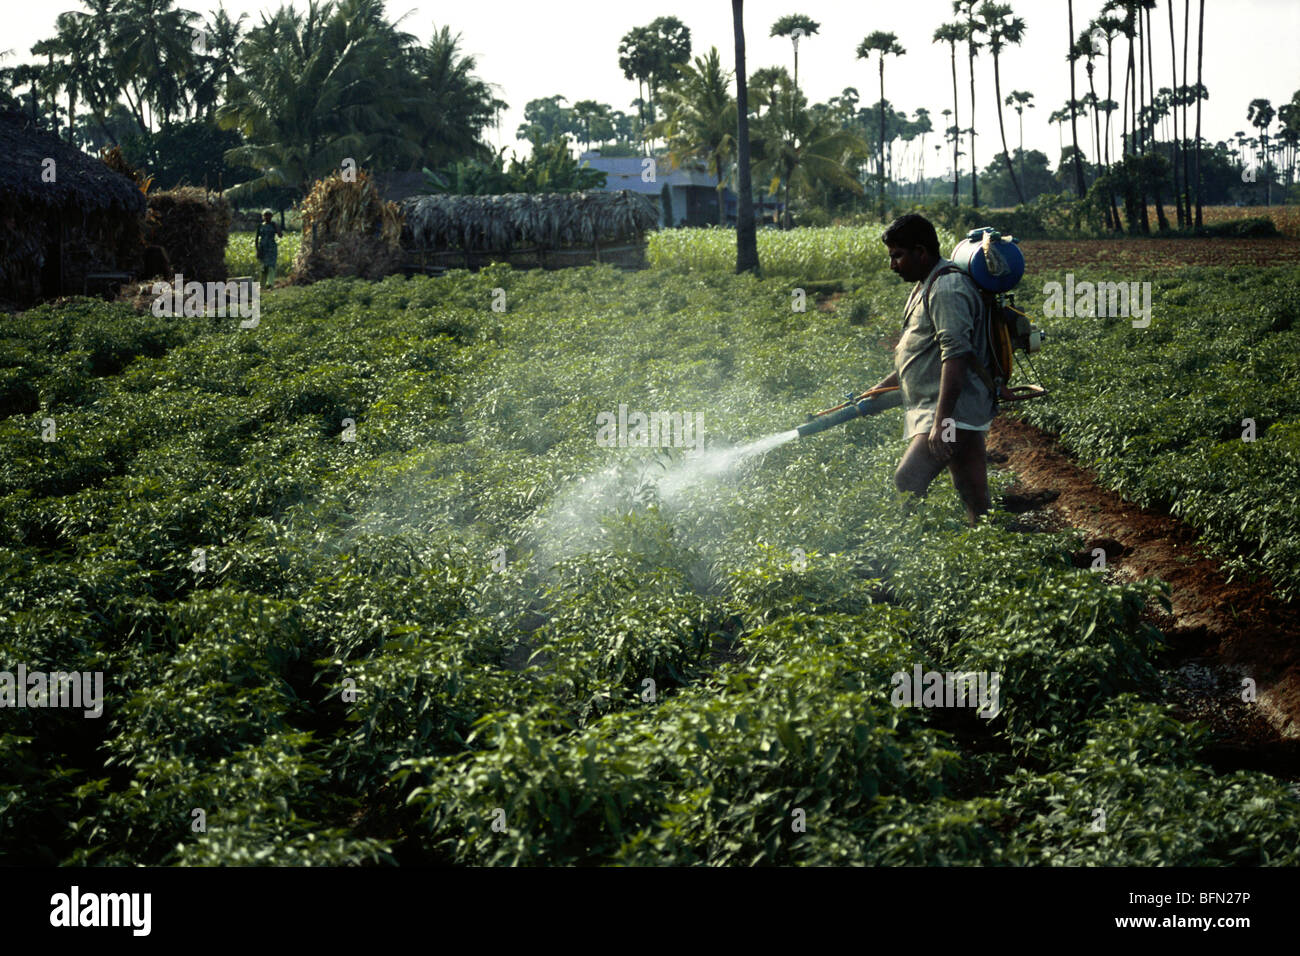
[
  {"xmin": 146, "ymin": 187, "xmax": 230, "ymax": 281},
  {"xmin": 400, "ymin": 190, "xmax": 658, "ymax": 252},
  {"xmin": 293, "ymin": 169, "xmax": 403, "ymax": 282}
]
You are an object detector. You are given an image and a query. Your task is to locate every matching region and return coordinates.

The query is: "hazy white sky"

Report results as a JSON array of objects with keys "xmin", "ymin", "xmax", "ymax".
[{"xmin": 5, "ymin": 0, "xmax": 1298, "ymax": 171}]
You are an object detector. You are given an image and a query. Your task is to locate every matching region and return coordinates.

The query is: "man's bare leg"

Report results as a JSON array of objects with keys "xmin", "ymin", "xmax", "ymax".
[
  {"xmin": 947, "ymin": 430, "xmax": 991, "ymax": 526},
  {"xmin": 895, "ymin": 431, "xmax": 991, "ymax": 526},
  {"xmin": 894, "ymin": 434, "xmax": 946, "ymax": 500}
]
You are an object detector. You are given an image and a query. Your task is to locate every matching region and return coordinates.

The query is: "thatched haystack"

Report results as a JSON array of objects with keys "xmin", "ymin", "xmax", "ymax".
[
  {"xmin": 0, "ymin": 107, "xmax": 146, "ymax": 306},
  {"xmin": 292, "ymin": 170, "xmax": 402, "ymax": 282},
  {"xmin": 146, "ymin": 187, "xmax": 231, "ymax": 282},
  {"xmin": 400, "ymin": 189, "xmax": 658, "ymax": 254}
]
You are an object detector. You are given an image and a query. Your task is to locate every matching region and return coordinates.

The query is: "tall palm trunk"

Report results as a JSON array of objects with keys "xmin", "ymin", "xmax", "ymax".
[
  {"xmin": 1086, "ymin": 63, "xmax": 1101, "ymax": 187},
  {"xmin": 1122, "ymin": 42, "xmax": 1140, "ymax": 233},
  {"xmin": 1067, "ymin": 0, "xmax": 1086, "ymax": 197},
  {"xmin": 992, "ymin": 50, "xmax": 1024, "ymax": 204},
  {"xmin": 1193, "ymin": 0, "xmax": 1204, "ymax": 228},
  {"xmin": 1181, "ymin": 0, "xmax": 1192, "ymax": 224},
  {"xmin": 1104, "ymin": 35, "xmax": 1120, "ymax": 230},
  {"xmin": 1167, "ymin": 0, "xmax": 1184, "ymax": 228},
  {"xmin": 1145, "ymin": 6, "xmax": 1166, "ymax": 230},
  {"xmin": 878, "ymin": 56, "xmax": 887, "ymax": 204},
  {"xmin": 949, "ymin": 39, "xmax": 960, "ymax": 203},
  {"xmin": 968, "ymin": 28, "xmax": 978, "ymax": 207},
  {"xmin": 1137, "ymin": 7, "xmax": 1151, "ymax": 233},
  {"xmin": 1019, "ymin": 106, "xmax": 1027, "ymax": 186}
]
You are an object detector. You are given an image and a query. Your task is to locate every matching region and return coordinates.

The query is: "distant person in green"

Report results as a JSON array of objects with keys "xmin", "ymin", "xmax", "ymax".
[{"xmin": 255, "ymin": 209, "xmax": 282, "ymax": 286}]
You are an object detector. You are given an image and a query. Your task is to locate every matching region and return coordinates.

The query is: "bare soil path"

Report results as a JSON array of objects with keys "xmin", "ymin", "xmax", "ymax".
[{"xmin": 988, "ymin": 414, "xmax": 1300, "ymax": 759}]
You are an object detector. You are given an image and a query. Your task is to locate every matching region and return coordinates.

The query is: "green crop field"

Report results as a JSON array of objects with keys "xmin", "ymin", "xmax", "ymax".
[
  {"xmin": 225, "ymin": 230, "xmax": 302, "ymax": 279},
  {"xmin": 3, "ymin": 231, "xmax": 1299, "ymax": 866}
]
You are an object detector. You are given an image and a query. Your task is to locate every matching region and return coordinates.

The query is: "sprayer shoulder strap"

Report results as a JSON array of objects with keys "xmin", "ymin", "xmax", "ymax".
[{"xmin": 921, "ymin": 268, "xmax": 1002, "ymax": 400}]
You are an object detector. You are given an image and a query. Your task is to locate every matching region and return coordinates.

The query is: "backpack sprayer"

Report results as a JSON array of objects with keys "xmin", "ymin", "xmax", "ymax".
[{"xmin": 795, "ymin": 227, "xmax": 1047, "ymax": 439}]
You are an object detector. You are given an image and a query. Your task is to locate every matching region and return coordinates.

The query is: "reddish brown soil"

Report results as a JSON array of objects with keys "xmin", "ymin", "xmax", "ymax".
[
  {"xmin": 1020, "ymin": 237, "xmax": 1300, "ymax": 272},
  {"xmin": 988, "ymin": 413, "xmax": 1300, "ymax": 742}
]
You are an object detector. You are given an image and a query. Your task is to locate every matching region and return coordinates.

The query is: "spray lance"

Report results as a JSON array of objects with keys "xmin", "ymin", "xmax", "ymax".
[{"xmin": 795, "ymin": 385, "xmax": 902, "ymax": 438}]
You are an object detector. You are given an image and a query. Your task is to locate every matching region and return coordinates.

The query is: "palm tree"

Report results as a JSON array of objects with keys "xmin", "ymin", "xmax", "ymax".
[
  {"xmin": 933, "ymin": 21, "xmax": 965, "ymax": 203},
  {"xmin": 734, "ymin": 0, "xmax": 758, "ymax": 273},
  {"xmin": 218, "ymin": 0, "xmax": 424, "ymax": 201},
  {"xmin": 649, "ymin": 47, "xmax": 736, "ymax": 225},
  {"xmin": 1049, "ymin": 107, "xmax": 1067, "ymax": 156},
  {"xmin": 954, "ymin": 1, "xmax": 984, "ymax": 206},
  {"xmin": 748, "ymin": 66, "xmax": 791, "ymax": 120},
  {"xmin": 756, "ymin": 89, "xmax": 871, "ymax": 215},
  {"xmin": 1074, "ymin": 28, "xmax": 1102, "ymax": 180},
  {"xmin": 978, "ymin": 3, "xmax": 1026, "ymax": 205},
  {"xmin": 618, "ymin": 26, "xmax": 657, "ymax": 155},
  {"xmin": 186, "ymin": 5, "xmax": 246, "ymax": 121},
  {"xmin": 856, "ymin": 30, "xmax": 905, "ymax": 206},
  {"xmin": 769, "ymin": 14, "xmax": 819, "ymax": 117},
  {"xmin": 112, "ymin": 0, "xmax": 201, "ymax": 135},
  {"xmin": 409, "ymin": 25, "xmax": 500, "ymax": 168},
  {"xmin": 1247, "ymin": 98, "xmax": 1275, "ymax": 205},
  {"xmin": 63, "ymin": 0, "xmax": 123, "ymax": 147},
  {"xmin": 1005, "ymin": 89, "xmax": 1033, "ymax": 189}
]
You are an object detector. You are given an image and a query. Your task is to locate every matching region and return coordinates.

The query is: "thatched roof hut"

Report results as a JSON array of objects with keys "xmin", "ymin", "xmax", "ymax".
[
  {"xmin": 400, "ymin": 190, "xmax": 658, "ymax": 259},
  {"xmin": 0, "ymin": 107, "xmax": 146, "ymax": 307}
]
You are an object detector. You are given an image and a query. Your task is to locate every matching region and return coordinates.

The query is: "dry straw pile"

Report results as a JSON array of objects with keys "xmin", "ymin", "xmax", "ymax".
[
  {"xmin": 146, "ymin": 187, "xmax": 231, "ymax": 282},
  {"xmin": 292, "ymin": 170, "xmax": 403, "ymax": 282},
  {"xmin": 400, "ymin": 190, "xmax": 658, "ymax": 253}
]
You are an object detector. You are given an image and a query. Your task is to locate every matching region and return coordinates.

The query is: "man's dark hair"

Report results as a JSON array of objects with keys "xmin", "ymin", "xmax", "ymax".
[{"xmin": 881, "ymin": 213, "xmax": 941, "ymax": 259}]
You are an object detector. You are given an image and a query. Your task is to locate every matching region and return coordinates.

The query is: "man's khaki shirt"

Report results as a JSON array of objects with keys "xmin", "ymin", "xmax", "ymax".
[{"xmin": 893, "ymin": 258, "xmax": 996, "ymax": 440}]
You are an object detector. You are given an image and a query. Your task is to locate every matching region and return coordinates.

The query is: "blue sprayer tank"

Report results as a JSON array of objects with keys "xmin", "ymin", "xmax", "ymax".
[{"xmin": 949, "ymin": 227, "xmax": 1025, "ymax": 293}]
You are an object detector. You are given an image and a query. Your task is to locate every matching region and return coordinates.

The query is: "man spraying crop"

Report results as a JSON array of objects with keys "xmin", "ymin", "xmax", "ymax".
[
  {"xmin": 870, "ymin": 213, "xmax": 994, "ymax": 526},
  {"xmin": 792, "ymin": 216, "xmax": 1045, "ymax": 526}
]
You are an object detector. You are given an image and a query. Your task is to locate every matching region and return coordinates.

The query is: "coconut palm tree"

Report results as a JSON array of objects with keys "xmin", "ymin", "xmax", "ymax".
[
  {"xmin": 218, "ymin": 0, "xmax": 424, "ymax": 201},
  {"xmin": 62, "ymin": 0, "xmax": 123, "ymax": 147},
  {"xmin": 933, "ymin": 21, "xmax": 965, "ymax": 203},
  {"xmin": 112, "ymin": 0, "xmax": 201, "ymax": 134},
  {"xmin": 186, "ymin": 5, "xmax": 246, "ymax": 121},
  {"xmin": 734, "ymin": 0, "xmax": 758, "ymax": 273},
  {"xmin": 649, "ymin": 47, "xmax": 736, "ymax": 226},
  {"xmin": 856, "ymin": 30, "xmax": 905, "ymax": 206},
  {"xmin": 748, "ymin": 66, "xmax": 791, "ymax": 120},
  {"xmin": 409, "ymin": 25, "xmax": 500, "ymax": 168},
  {"xmin": 756, "ymin": 87, "xmax": 871, "ymax": 216}
]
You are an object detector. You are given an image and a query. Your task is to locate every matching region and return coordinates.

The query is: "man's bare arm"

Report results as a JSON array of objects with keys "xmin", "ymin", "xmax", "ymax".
[{"xmin": 935, "ymin": 354, "xmax": 970, "ymax": 426}]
